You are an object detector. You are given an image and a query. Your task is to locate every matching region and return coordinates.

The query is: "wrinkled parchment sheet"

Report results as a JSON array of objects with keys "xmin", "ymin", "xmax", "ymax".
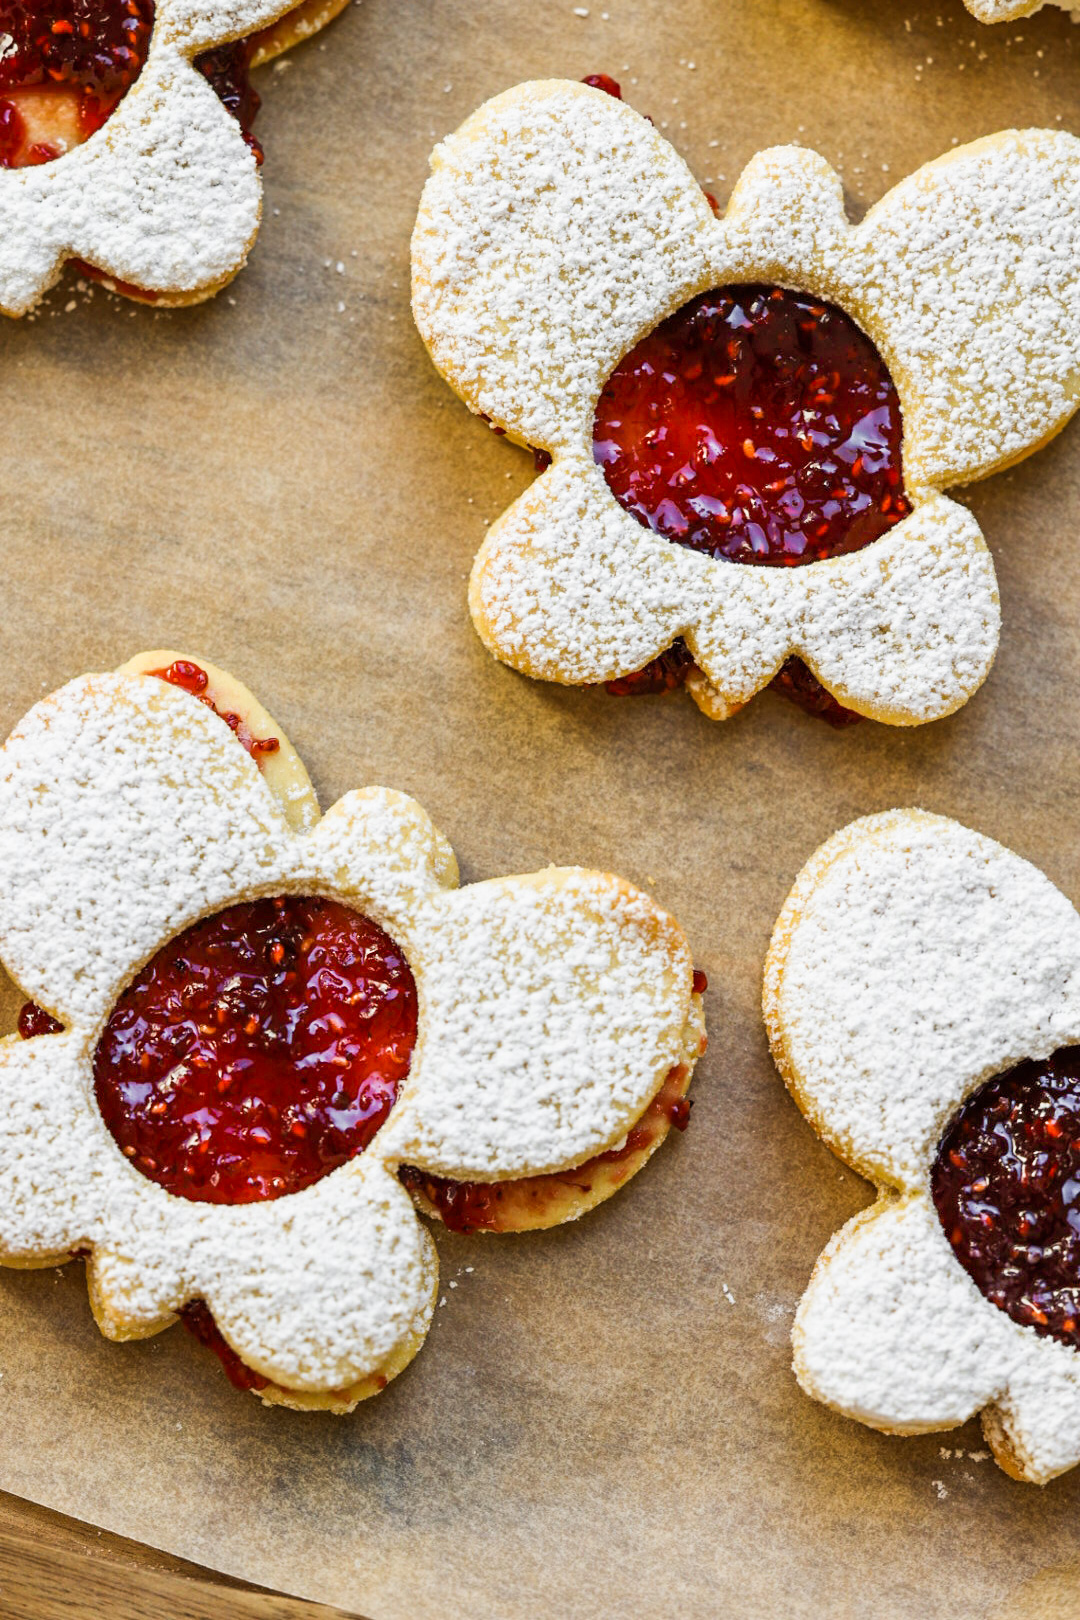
[{"xmin": 2, "ymin": 1, "xmax": 1080, "ymax": 1614}]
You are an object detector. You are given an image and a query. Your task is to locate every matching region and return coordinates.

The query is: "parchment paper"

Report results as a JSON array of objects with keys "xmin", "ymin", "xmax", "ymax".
[{"xmin": 2, "ymin": 1, "xmax": 1080, "ymax": 1614}]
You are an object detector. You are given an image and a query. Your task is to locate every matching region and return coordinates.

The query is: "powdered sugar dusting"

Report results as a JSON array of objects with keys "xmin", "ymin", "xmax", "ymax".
[
  {"xmin": 0, "ymin": 668, "xmax": 702, "ymax": 1399},
  {"xmin": 413, "ymin": 80, "xmax": 1080, "ymax": 722},
  {"xmin": 389, "ymin": 870, "xmax": 694, "ymax": 1177},
  {"xmin": 767, "ymin": 811, "xmax": 1080, "ymax": 1482}
]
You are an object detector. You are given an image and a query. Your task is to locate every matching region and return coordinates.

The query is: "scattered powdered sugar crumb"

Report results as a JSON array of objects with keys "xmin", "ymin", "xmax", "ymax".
[{"xmin": 932, "ymin": 1480, "xmax": 949, "ymax": 1500}]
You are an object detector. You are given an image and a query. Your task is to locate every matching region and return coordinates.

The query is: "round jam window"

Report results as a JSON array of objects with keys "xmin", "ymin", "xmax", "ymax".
[
  {"xmin": 931, "ymin": 1047, "xmax": 1080, "ymax": 1349},
  {"xmin": 593, "ymin": 284, "xmax": 910, "ymax": 568},
  {"xmin": 93, "ymin": 895, "xmax": 417, "ymax": 1204}
]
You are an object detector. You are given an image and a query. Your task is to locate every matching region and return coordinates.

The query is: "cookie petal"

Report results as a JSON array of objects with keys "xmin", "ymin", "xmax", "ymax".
[
  {"xmin": 0, "ymin": 673, "xmax": 292, "ymax": 1027},
  {"xmin": 0, "ymin": 1032, "xmax": 103, "ymax": 1261},
  {"xmin": 387, "ymin": 868, "xmax": 695, "ymax": 1178},
  {"xmin": 160, "ymin": 0, "xmax": 312, "ymax": 50},
  {"xmin": 717, "ymin": 144, "xmax": 852, "ymax": 279},
  {"xmin": 412, "ymin": 79, "xmax": 713, "ymax": 452},
  {"xmin": 764, "ymin": 811, "xmax": 1080, "ymax": 1189},
  {"xmin": 790, "ymin": 496, "xmax": 999, "ymax": 724},
  {"xmin": 470, "ymin": 454, "xmax": 693, "ymax": 682},
  {"xmin": 196, "ymin": 1163, "xmax": 438, "ymax": 1391},
  {"xmin": 856, "ymin": 129, "xmax": 1080, "ymax": 489},
  {"xmin": 298, "ymin": 788, "xmax": 459, "ymax": 922},
  {"xmin": 794, "ymin": 1195, "xmax": 1004, "ymax": 1433},
  {"xmin": 982, "ymin": 1356, "xmax": 1080, "ymax": 1485}
]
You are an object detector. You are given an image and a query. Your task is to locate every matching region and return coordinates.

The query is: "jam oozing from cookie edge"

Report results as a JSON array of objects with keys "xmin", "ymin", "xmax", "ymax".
[
  {"xmin": 0, "ymin": 0, "xmax": 263, "ymax": 170},
  {"xmin": 92, "ymin": 896, "xmax": 417, "ymax": 1204},
  {"xmin": 603, "ymin": 637, "xmax": 862, "ymax": 727},
  {"xmin": 180, "ymin": 1300, "xmax": 270, "ymax": 1391},
  {"xmin": 400, "ymin": 1060, "xmax": 695, "ymax": 1234},
  {"xmin": 148, "ymin": 659, "xmax": 281, "ymax": 767},
  {"xmin": 931, "ymin": 1047, "xmax": 1080, "ymax": 1351}
]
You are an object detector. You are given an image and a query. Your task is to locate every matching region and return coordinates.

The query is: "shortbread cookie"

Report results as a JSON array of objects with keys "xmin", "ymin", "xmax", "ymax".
[
  {"xmin": 0, "ymin": 654, "xmax": 705, "ymax": 1409},
  {"xmin": 413, "ymin": 77, "xmax": 1080, "ymax": 726},
  {"xmin": 0, "ymin": 0, "xmax": 350, "ymax": 312},
  {"xmin": 764, "ymin": 810, "xmax": 1080, "ymax": 1482}
]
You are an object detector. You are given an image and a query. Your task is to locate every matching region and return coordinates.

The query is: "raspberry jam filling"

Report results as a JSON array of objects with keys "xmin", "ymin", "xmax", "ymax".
[
  {"xmin": 595, "ymin": 284, "xmax": 909, "ymax": 565},
  {"xmin": 602, "ymin": 638, "xmax": 862, "ymax": 727},
  {"xmin": 0, "ymin": 0, "xmax": 262, "ymax": 170},
  {"xmin": 149, "ymin": 659, "xmax": 280, "ymax": 765},
  {"xmin": 180, "ymin": 1300, "xmax": 269, "ymax": 1391},
  {"xmin": 92, "ymin": 896, "xmax": 417, "ymax": 1204},
  {"xmin": 400, "ymin": 1048, "xmax": 699, "ymax": 1235},
  {"xmin": 593, "ymin": 282, "xmax": 909, "ymax": 723},
  {"xmin": 932, "ymin": 1047, "xmax": 1080, "ymax": 1350}
]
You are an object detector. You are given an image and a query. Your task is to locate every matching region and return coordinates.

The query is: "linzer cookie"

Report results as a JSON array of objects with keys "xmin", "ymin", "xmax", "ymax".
[
  {"xmin": 0, "ymin": 654, "xmax": 705, "ymax": 1408},
  {"xmin": 412, "ymin": 77, "xmax": 1080, "ymax": 726},
  {"xmin": 0, "ymin": 0, "xmax": 350, "ymax": 311},
  {"xmin": 764, "ymin": 811, "xmax": 1080, "ymax": 1483}
]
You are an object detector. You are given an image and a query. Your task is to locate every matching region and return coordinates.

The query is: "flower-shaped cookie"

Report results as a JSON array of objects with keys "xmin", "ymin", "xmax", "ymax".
[
  {"xmin": 0, "ymin": 653, "xmax": 704, "ymax": 1409},
  {"xmin": 0, "ymin": 0, "xmax": 349, "ymax": 313},
  {"xmin": 764, "ymin": 810, "xmax": 1080, "ymax": 1483},
  {"xmin": 412, "ymin": 79, "xmax": 1080, "ymax": 725}
]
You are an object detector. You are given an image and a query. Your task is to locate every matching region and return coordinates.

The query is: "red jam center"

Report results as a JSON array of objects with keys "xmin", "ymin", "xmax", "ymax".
[
  {"xmin": 92, "ymin": 896, "xmax": 417, "ymax": 1204},
  {"xmin": 932, "ymin": 1048, "xmax": 1080, "ymax": 1349},
  {"xmin": 594, "ymin": 284, "xmax": 909, "ymax": 566},
  {"xmin": 0, "ymin": 0, "xmax": 261, "ymax": 169}
]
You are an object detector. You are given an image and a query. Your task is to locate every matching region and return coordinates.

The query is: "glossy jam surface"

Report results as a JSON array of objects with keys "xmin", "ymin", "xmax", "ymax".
[
  {"xmin": 93, "ymin": 896, "xmax": 417, "ymax": 1204},
  {"xmin": 595, "ymin": 285, "xmax": 909, "ymax": 567},
  {"xmin": 932, "ymin": 1047, "xmax": 1080, "ymax": 1350},
  {"xmin": 149, "ymin": 659, "xmax": 280, "ymax": 766},
  {"xmin": 582, "ymin": 72, "xmax": 622, "ymax": 97},
  {"xmin": 17, "ymin": 1000, "xmax": 63, "ymax": 1037},
  {"xmin": 401, "ymin": 1062, "xmax": 693, "ymax": 1234},
  {"xmin": 0, "ymin": 0, "xmax": 261, "ymax": 168}
]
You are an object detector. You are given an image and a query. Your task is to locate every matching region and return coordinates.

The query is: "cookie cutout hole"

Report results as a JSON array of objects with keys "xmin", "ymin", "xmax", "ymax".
[
  {"xmin": 932, "ymin": 1046, "xmax": 1080, "ymax": 1351},
  {"xmin": 90, "ymin": 896, "xmax": 417, "ymax": 1204},
  {"xmin": 0, "ymin": 0, "xmax": 263, "ymax": 171},
  {"xmin": 594, "ymin": 284, "xmax": 910, "ymax": 568}
]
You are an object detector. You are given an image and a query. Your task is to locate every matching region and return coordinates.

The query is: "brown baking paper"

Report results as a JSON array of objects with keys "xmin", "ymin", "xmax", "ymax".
[{"xmin": 1, "ymin": 0, "xmax": 1080, "ymax": 1614}]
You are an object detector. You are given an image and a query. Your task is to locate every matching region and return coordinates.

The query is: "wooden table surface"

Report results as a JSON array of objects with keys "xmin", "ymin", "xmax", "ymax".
[{"xmin": 0, "ymin": 1490, "xmax": 364, "ymax": 1619}]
